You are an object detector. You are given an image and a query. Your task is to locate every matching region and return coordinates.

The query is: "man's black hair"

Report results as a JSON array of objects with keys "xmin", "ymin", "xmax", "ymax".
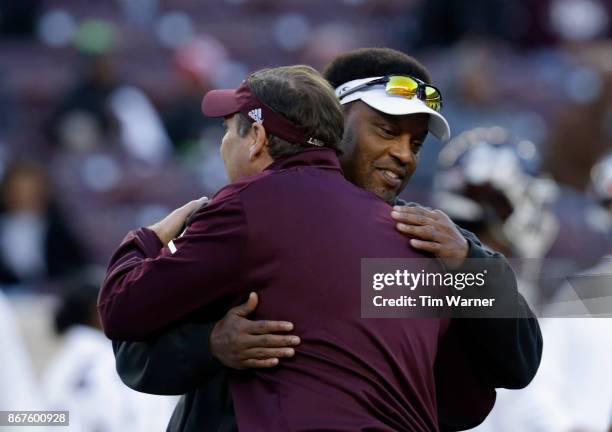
[{"xmin": 322, "ymin": 47, "xmax": 432, "ymax": 90}]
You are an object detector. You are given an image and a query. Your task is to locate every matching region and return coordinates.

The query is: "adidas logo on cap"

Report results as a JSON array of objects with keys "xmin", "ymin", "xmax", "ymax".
[{"xmin": 248, "ymin": 108, "xmax": 263, "ymax": 123}]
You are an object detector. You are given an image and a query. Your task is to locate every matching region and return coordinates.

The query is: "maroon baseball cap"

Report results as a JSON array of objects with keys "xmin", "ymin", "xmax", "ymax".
[{"xmin": 201, "ymin": 80, "xmax": 325, "ymax": 147}]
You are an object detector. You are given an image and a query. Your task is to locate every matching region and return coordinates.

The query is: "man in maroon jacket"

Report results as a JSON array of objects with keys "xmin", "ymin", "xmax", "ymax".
[{"xmin": 99, "ymin": 65, "xmax": 450, "ymax": 430}]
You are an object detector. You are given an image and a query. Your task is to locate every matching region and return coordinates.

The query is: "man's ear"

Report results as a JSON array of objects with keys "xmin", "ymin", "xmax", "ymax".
[{"xmin": 248, "ymin": 122, "xmax": 269, "ymax": 161}]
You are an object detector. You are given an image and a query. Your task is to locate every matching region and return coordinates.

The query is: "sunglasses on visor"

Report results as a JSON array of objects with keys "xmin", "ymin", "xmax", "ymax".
[{"xmin": 338, "ymin": 75, "xmax": 443, "ymax": 112}]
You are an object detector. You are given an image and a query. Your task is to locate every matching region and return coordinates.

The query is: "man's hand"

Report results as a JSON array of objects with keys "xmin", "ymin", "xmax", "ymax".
[
  {"xmin": 391, "ymin": 205, "xmax": 469, "ymax": 269},
  {"xmin": 210, "ymin": 292, "xmax": 300, "ymax": 370},
  {"xmin": 149, "ymin": 197, "xmax": 208, "ymax": 245}
]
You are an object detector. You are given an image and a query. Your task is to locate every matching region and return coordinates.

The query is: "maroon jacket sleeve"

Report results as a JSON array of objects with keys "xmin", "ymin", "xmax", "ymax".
[{"xmin": 98, "ymin": 193, "xmax": 249, "ymax": 341}]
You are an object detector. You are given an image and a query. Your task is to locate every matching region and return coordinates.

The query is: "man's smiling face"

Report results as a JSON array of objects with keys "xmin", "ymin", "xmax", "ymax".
[{"xmin": 339, "ymin": 101, "xmax": 429, "ymax": 204}]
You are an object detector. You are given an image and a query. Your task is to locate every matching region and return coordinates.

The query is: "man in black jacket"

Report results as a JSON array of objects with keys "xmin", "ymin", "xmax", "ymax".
[{"xmin": 112, "ymin": 48, "xmax": 542, "ymax": 431}]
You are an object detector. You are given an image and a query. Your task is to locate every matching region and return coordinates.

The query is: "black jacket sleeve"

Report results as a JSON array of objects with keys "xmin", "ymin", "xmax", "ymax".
[
  {"xmin": 455, "ymin": 227, "xmax": 543, "ymax": 389},
  {"xmin": 113, "ymin": 322, "xmax": 223, "ymax": 395},
  {"xmin": 399, "ymin": 201, "xmax": 543, "ymax": 430},
  {"xmin": 401, "ymin": 200, "xmax": 542, "ymax": 388},
  {"xmin": 434, "ymin": 228, "xmax": 543, "ymax": 431}
]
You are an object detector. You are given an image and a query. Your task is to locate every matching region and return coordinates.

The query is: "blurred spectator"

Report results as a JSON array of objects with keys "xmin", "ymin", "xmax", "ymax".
[
  {"xmin": 543, "ymin": 90, "xmax": 611, "ymax": 189},
  {"xmin": 161, "ymin": 73, "xmax": 214, "ymax": 155},
  {"xmin": 0, "ymin": 289, "xmax": 40, "ymax": 411},
  {"xmin": 49, "ymin": 50, "xmax": 172, "ymax": 164},
  {"xmin": 433, "ymin": 127, "xmax": 559, "ymax": 258},
  {"xmin": 49, "ymin": 55, "xmax": 118, "ymax": 152},
  {"xmin": 0, "ymin": 160, "xmax": 88, "ymax": 286},
  {"xmin": 433, "ymin": 126, "xmax": 560, "ymax": 309},
  {"xmin": 160, "ymin": 39, "xmax": 222, "ymax": 156},
  {"xmin": 542, "ymin": 45, "xmax": 612, "ymax": 190},
  {"xmin": 42, "ymin": 280, "xmax": 177, "ymax": 431},
  {"xmin": 108, "ymin": 84, "xmax": 172, "ymax": 165}
]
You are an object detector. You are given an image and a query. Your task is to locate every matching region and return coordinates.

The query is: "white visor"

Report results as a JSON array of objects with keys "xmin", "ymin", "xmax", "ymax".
[{"xmin": 336, "ymin": 77, "xmax": 451, "ymax": 141}]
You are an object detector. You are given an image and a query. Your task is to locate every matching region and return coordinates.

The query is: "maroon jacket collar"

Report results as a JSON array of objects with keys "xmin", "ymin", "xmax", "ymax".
[{"xmin": 264, "ymin": 147, "xmax": 342, "ymax": 173}]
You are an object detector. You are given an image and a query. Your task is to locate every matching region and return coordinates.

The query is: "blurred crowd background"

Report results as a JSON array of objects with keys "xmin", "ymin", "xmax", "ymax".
[{"xmin": 0, "ymin": 0, "xmax": 611, "ymax": 431}]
